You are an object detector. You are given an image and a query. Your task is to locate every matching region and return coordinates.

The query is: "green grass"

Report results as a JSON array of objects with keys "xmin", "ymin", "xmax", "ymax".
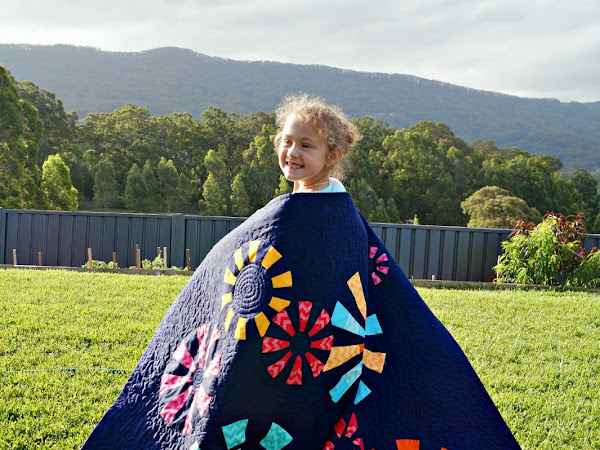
[
  {"xmin": 1, "ymin": 269, "xmax": 598, "ymax": 449},
  {"xmin": 0, "ymin": 269, "xmax": 188, "ymax": 449},
  {"xmin": 419, "ymin": 287, "xmax": 600, "ymax": 449}
]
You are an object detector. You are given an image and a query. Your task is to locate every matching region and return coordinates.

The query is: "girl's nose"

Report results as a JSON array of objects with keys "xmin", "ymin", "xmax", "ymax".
[{"xmin": 288, "ymin": 143, "xmax": 300, "ymax": 157}]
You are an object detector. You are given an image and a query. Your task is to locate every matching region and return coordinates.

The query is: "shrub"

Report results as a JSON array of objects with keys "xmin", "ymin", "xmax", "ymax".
[
  {"xmin": 565, "ymin": 248, "xmax": 600, "ymax": 288},
  {"xmin": 494, "ymin": 212, "xmax": 597, "ymax": 286}
]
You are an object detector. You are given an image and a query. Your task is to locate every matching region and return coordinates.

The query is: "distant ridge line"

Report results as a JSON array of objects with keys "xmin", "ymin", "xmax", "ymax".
[{"xmin": 1, "ymin": 43, "xmax": 599, "ymax": 171}]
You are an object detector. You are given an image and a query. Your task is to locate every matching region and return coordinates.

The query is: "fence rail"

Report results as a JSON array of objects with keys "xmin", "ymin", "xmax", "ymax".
[{"xmin": 1, "ymin": 208, "xmax": 598, "ymax": 282}]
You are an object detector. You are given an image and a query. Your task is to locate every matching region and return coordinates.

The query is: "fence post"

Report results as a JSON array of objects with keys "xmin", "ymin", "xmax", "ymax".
[
  {"xmin": 0, "ymin": 208, "xmax": 5, "ymax": 265},
  {"xmin": 135, "ymin": 244, "xmax": 141, "ymax": 269},
  {"xmin": 170, "ymin": 214, "xmax": 185, "ymax": 268}
]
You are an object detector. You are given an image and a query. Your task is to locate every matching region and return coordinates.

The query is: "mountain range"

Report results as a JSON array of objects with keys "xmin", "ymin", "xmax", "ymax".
[{"xmin": 1, "ymin": 44, "xmax": 599, "ymax": 172}]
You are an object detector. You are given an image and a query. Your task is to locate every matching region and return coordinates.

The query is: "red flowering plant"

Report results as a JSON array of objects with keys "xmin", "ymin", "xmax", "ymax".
[{"xmin": 495, "ymin": 212, "xmax": 598, "ymax": 286}]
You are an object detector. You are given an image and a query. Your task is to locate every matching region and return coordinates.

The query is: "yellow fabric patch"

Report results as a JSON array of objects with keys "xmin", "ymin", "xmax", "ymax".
[
  {"xmin": 363, "ymin": 349, "xmax": 386, "ymax": 373},
  {"xmin": 261, "ymin": 246, "xmax": 282, "ymax": 270},
  {"xmin": 269, "ymin": 297, "xmax": 291, "ymax": 312},
  {"xmin": 224, "ymin": 267, "xmax": 237, "ymax": 285},
  {"xmin": 347, "ymin": 272, "xmax": 367, "ymax": 320},
  {"xmin": 323, "ymin": 344, "xmax": 364, "ymax": 372},
  {"xmin": 224, "ymin": 308, "xmax": 235, "ymax": 332},
  {"xmin": 221, "ymin": 292, "xmax": 233, "ymax": 309},
  {"xmin": 234, "ymin": 247, "xmax": 244, "ymax": 271},
  {"xmin": 271, "ymin": 271, "xmax": 293, "ymax": 288},
  {"xmin": 234, "ymin": 317, "xmax": 247, "ymax": 340},
  {"xmin": 254, "ymin": 312, "xmax": 270, "ymax": 337},
  {"xmin": 248, "ymin": 240, "xmax": 261, "ymax": 263}
]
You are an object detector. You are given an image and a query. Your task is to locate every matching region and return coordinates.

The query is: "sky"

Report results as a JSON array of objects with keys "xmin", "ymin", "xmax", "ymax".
[{"xmin": 1, "ymin": 0, "xmax": 599, "ymax": 103}]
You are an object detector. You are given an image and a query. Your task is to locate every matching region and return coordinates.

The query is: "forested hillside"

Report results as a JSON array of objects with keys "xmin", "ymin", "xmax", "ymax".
[
  {"xmin": 2, "ymin": 64, "xmax": 599, "ymax": 232},
  {"xmin": 1, "ymin": 44, "xmax": 599, "ymax": 172}
]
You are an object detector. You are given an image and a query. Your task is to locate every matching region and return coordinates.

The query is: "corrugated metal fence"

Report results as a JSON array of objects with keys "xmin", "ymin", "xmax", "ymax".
[{"xmin": 1, "ymin": 208, "xmax": 599, "ymax": 281}]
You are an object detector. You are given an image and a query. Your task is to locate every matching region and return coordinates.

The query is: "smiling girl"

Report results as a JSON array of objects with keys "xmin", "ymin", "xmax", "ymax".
[{"xmin": 274, "ymin": 94, "xmax": 360, "ymax": 193}]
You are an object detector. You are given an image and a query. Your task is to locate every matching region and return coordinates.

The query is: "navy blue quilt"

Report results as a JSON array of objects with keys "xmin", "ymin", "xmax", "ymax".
[{"xmin": 82, "ymin": 193, "xmax": 520, "ymax": 449}]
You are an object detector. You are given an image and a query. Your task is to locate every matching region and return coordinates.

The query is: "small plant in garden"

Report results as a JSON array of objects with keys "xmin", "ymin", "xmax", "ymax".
[
  {"xmin": 83, "ymin": 256, "xmax": 186, "ymax": 271},
  {"xmin": 128, "ymin": 256, "xmax": 185, "ymax": 271},
  {"xmin": 81, "ymin": 260, "xmax": 119, "ymax": 269},
  {"xmin": 495, "ymin": 212, "xmax": 598, "ymax": 286}
]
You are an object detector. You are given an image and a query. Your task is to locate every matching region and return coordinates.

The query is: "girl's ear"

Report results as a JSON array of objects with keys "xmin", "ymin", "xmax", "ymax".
[{"xmin": 326, "ymin": 148, "xmax": 343, "ymax": 166}]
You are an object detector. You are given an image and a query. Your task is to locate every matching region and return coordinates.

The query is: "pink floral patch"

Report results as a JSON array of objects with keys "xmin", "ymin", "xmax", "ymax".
[
  {"xmin": 369, "ymin": 246, "xmax": 390, "ymax": 285},
  {"xmin": 158, "ymin": 323, "xmax": 221, "ymax": 435}
]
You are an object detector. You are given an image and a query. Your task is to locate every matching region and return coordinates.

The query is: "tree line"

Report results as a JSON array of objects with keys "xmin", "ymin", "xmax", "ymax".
[{"xmin": 1, "ymin": 65, "xmax": 599, "ymax": 232}]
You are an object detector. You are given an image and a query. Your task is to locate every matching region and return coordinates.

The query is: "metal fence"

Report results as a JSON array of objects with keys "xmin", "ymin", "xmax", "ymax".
[{"xmin": 1, "ymin": 208, "xmax": 599, "ymax": 281}]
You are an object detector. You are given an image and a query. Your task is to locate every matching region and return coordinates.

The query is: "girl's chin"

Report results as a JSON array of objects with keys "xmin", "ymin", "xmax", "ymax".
[{"xmin": 283, "ymin": 170, "xmax": 303, "ymax": 181}]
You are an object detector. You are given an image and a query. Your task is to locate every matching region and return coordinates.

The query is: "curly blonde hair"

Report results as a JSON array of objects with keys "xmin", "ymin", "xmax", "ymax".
[{"xmin": 274, "ymin": 93, "xmax": 361, "ymax": 159}]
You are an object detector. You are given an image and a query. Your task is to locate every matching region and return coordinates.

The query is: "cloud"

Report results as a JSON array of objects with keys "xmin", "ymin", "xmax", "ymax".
[{"xmin": 1, "ymin": 0, "xmax": 598, "ymax": 101}]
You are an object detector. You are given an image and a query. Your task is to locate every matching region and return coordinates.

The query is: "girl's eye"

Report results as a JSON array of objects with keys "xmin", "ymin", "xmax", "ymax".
[{"xmin": 302, "ymin": 143, "xmax": 312, "ymax": 148}]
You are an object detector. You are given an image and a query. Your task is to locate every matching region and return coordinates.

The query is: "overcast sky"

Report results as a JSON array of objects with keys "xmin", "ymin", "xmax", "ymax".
[{"xmin": 1, "ymin": 0, "xmax": 598, "ymax": 102}]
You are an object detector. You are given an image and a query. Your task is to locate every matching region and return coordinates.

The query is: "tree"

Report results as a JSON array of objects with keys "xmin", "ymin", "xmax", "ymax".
[
  {"xmin": 200, "ymin": 173, "xmax": 227, "ymax": 215},
  {"xmin": 386, "ymin": 197, "xmax": 400, "ymax": 223},
  {"xmin": 124, "ymin": 163, "xmax": 149, "ymax": 211},
  {"xmin": 347, "ymin": 116, "xmax": 395, "ymax": 193},
  {"xmin": 80, "ymin": 104, "xmax": 156, "ymax": 189},
  {"xmin": 380, "ymin": 129, "xmax": 457, "ymax": 224},
  {"xmin": 17, "ymin": 80, "xmax": 78, "ymax": 166},
  {"xmin": 230, "ymin": 173, "xmax": 253, "ymax": 216},
  {"xmin": 157, "ymin": 157, "xmax": 181, "ymax": 213},
  {"xmin": 240, "ymin": 124, "xmax": 280, "ymax": 210},
  {"xmin": 94, "ymin": 159, "xmax": 119, "ymax": 210},
  {"xmin": 368, "ymin": 198, "xmax": 390, "ymax": 223},
  {"xmin": 0, "ymin": 65, "xmax": 46, "ymax": 209},
  {"xmin": 476, "ymin": 149, "xmax": 578, "ymax": 217},
  {"xmin": 0, "ymin": 142, "xmax": 24, "ymax": 208},
  {"xmin": 572, "ymin": 168, "xmax": 598, "ymax": 199},
  {"xmin": 142, "ymin": 159, "xmax": 160, "ymax": 211},
  {"xmin": 461, "ymin": 186, "xmax": 541, "ymax": 229},
  {"xmin": 347, "ymin": 179, "xmax": 378, "ymax": 218},
  {"xmin": 201, "ymin": 150, "xmax": 231, "ymax": 214},
  {"xmin": 593, "ymin": 212, "xmax": 600, "ymax": 235},
  {"xmin": 571, "ymin": 168, "xmax": 599, "ymax": 223},
  {"xmin": 41, "ymin": 154, "xmax": 78, "ymax": 210},
  {"xmin": 275, "ymin": 175, "xmax": 292, "ymax": 196},
  {"xmin": 152, "ymin": 113, "xmax": 207, "ymax": 210}
]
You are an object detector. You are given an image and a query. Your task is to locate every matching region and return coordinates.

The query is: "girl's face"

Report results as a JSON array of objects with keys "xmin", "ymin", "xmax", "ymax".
[{"xmin": 277, "ymin": 114, "xmax": 341, "ymax": 192}]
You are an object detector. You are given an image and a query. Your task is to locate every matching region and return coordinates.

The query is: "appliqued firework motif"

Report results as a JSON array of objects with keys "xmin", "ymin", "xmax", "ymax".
[
  {"xmin": 221, "ymin": 240, "xmax": 293, "ymax": 340},
  {"xmin": 262, "ymin": 301, "xmax": 333, "ymax": 385},
  {"xmin": 368, "ymin": 246, "xmax": 390, "ymax": 285},
  {"xmin": 323, "ymin": 272, "xmax": 386, "ymax": 404},
  {"xmin": 323, "ymin": 413, "xmax": 369, "ymax": 450},
  {"xmin": 395, "ymin": 439, "xmax": 449, "ymax": 450},
  {"xmin": 222, "ymin": 419, "xmax": 293, "ymax": 450},
  {"xmin": 158, "ymin": 323, "xmax": 221, "ymax": 435}
]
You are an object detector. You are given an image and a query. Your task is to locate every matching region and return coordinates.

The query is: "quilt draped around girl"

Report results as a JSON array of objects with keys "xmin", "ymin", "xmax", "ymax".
[{"xmin": 82, "ymin": 193, "xmax": 520, "ymax": 450}]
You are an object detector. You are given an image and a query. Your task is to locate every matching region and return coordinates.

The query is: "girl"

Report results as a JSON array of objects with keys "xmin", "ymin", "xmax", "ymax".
[
  {"xmin": 274, "ymin": 94, "xmax": 360, "ymax": 193},
  {"xmin": 84, "ymin": 94, "xmax": 520, "ymax": 450}
]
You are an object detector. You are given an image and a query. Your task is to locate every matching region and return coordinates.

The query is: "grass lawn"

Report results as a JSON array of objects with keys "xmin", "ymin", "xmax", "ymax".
[{"xmin": 0, "ymin": 269, "xmax": 598, "ymax": 449}]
